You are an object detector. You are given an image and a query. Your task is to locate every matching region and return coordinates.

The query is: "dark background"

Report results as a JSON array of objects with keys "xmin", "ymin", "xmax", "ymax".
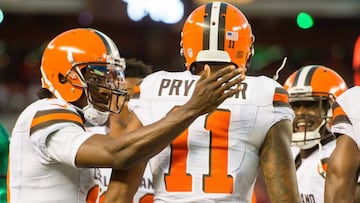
[{"xmin": 0, "ymin": 0, "xmax": 359, "ymax": 117}]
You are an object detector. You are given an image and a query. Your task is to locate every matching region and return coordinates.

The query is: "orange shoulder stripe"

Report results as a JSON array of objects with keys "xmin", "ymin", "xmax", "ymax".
[
  {"xmin": 273, "ymin": 87, "xmax": 291, "ymax": 107},
  {"xmin": 30, "ymin": 109, "xmax": 84, "ymax": 134},
  {"xmin": 331, "ymin": 102, "xmax": 351, "ymax": 126}
]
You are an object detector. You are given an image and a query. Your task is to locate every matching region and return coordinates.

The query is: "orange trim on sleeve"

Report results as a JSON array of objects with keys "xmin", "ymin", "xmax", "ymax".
[
  {"xmin": 332, "ymin": 105, "xmax": 346, "ymax": 119},
  {"xmin": 273, "ymin": 87, "xmax": 289, "ymax": 103},
  {"xmin": 31, "ymin": 112, "xmax": 83, "ymax": 128},
  {"xmin": 30, "ymin": 109, "xmax": 84, "ymax": 134},
  {"xmin": 273, "ymin": 92, "xmax": 288, "ymax": 103},
  {"xmin": 273, "ymin": 87, "xmax": 291, "ymax": 107},
  {"xmin": 330, "ymin": 102, "xmax": 351, "ymax": 127}
]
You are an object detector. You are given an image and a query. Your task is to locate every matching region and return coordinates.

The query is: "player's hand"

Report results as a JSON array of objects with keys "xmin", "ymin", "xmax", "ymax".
[{"xmin": 184, "ymin": 64, "xmax": 245, "ymax": 116}]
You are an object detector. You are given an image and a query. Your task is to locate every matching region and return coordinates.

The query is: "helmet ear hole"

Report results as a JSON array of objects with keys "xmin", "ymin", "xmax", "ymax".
[{"xmin": 58, "ymin": 73, "xmax": 67, "ymax": 84}]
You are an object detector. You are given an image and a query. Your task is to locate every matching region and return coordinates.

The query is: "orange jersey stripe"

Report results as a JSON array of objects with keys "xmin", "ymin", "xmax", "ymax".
[
  {"xmin": 30, "ymin": 109, "xmax": 84, "ymax": 134},
  {"xmin": 331, "ymin": 102, "xmax": 351, "ymax": 127},
  {"xmin": 273, "ymin": 87, "xmax": 291, "ymax": 107}
]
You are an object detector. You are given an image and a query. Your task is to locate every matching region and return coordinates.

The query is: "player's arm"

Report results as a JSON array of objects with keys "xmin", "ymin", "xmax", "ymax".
[
  {"xmin": 75, "ymin": 65, "xmax": 243, "ymax": 169},
  {"xmin": 325, "ymin": 134, "xmax": 360, "ymax": 202},
  {"xmin": 103, "ymin": 65, "xmax": 243, "ymax": 202},
  {"xmin": 260, "ymin": 119, "xmax": 301, "ymax": 203},
  {"xmin": 108, "ymin": 101, "xmax": 132, "ymax": 138},
  {"xmin": 104, "ymin": 163, "xmax": 147, "ymax": 203},
  {"xmin": 104, "ymin": 111, "xmax": 147, "ymax": 203}
]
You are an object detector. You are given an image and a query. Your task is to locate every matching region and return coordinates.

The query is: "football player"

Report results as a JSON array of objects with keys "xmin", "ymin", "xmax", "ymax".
[
  {"xmin": 7, "ymin": 28, "xmax": 243, "ymax": 202},
  {"xmin": 284, "ymin": 65, "xmax": 348, "ymax": 202},
  {"xmin": 106, "ymin": 2, "xmax": 300, "ymax": 202}
]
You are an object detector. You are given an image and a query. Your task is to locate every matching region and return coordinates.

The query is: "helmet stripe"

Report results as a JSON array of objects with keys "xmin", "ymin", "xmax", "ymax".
[
  {"xmin": 92, "ymin": 29, "xmax": 111, "ymax": 54},
  {"xmin": 91, "ymin": 29, "xmax": 120, "ymax": 62},
  {"xmin": 209, "ymin": 2, "xmax": 221, "ymax": 50},
  {"xmin": 217, "ymin": 3, "xmax": 227, "ymax": 51},
  {"xmin": 293, "ymin": 65, "xmax": 317, "ymax": 87},
  {"xmin": 304, "ymin": 66, "xmax": 317, "ymax": 85},
  {"xmin": 202, "ymin": 2, "xmax": 227, "ymax": 51},
  {"xmin": 209, "ymin": 2, "xmax": 220, "ymax": 50},
  {"xmin": 202, "ymin": 3, "xmax": 212, "ymax": 50},
  {"xmin": 292, "ymin": 68, "xmax": 301, "ymax": 86}
]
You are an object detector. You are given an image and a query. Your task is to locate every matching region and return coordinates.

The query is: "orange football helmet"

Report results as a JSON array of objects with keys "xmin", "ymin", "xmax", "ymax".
[
  {"xmin": 180, "ymin": 1, "xmax": 254, "ymax": 73},
  {"xmin": 40, "ymin": 28, "xmax": 127, "ymax": 114},
  {"xmin": 284, "ymin": 65, "xmax": 348, "ymax": 149}
]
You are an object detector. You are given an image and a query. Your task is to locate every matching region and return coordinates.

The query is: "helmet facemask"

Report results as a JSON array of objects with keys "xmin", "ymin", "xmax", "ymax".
[
  {"xmin": 39, "ymin": 28, "xmax": 130, "ymax": 125},
  {"xmin": 67, "ymin": 61, "xmax": 128, "ymax": 125},
  {"xmin": 284, "ymin": 65, "xmax": 348, "ymax": 149},
  {"xmin": 290, "ymin": 94, "xmax": 333, "ymax": 149}
]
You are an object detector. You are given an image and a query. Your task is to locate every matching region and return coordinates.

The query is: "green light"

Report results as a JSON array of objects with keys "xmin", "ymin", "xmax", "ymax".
[
  {"xmin": 297, "ymin": 12, "xmax": 314, "ymax": 29},
  {"xmin": 0, "ymin": 9, "xmax": 4, "ymax": 24}
]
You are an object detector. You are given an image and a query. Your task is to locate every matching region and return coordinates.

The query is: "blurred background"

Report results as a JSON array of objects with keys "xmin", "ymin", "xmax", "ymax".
[{"xmin": 0, "ymin": 0, "xmax": 359, "ymax": 132}]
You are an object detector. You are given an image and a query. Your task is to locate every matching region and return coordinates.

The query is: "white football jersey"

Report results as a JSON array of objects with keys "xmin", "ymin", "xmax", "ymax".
[
  {"xmin": 131, "ymin": 70, "xmax": 294, "ymax": 202},
  {"xmin": 331, "ymin": 86, "xmax": 360, "ymax": 148},
  {"xmin": 296, "ymin": 140, "xmax": 336, "ymax": 203},
  {"xmin": 8, "ymin": 98, "xmax": 101, "ymax": 203},
  {"xmin": 95, "ymin": 165, "xmax": 154, "ymax": 203}
]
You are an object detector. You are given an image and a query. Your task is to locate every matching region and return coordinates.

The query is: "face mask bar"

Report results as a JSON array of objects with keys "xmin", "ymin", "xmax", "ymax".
[
  {"xmin": 290, "ymin": 94, "xmax": 333, "ymax": 149},
  {"xmin": 290, "ymin": 94, "xmax": 332, "ymax": 119},
  {"xmin": 67, "ymin": 62, "xmax": 128, "ymax": 114}
]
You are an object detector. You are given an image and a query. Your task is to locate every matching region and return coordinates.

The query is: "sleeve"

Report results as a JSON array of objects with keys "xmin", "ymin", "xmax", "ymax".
[
  {"xmin": 331, "ymin": 101, "xmax": 360, "ymax": 148},
  {"xmin": 331, "ymin": 89, "xmax": 360, "ymax": 149},
  {"xmin": 273, "ymin": 85, "xmax": 295, "ymax": 122},
  {"xmin": 332, "ymin": 122, "xmax": 357, "ymax": 144},
  {"xmin": 273, "ymin": 105, "xmax": 295, "ymax": 123},
  {"xmin": 252, "ymin": 76, "xmax": 294, "ymax": 123},
  {"xmin": 31, "ymin": 124, "xmax": 90, "ymax": 167}
]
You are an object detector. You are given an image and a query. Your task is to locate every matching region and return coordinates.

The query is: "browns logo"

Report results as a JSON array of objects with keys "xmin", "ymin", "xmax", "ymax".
[{"xmin": 317, "ymin": 157, "xmax": 329, "ymax": 179}]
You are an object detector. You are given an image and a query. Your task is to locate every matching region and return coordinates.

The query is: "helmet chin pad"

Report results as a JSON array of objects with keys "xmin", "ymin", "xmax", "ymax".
[
  {"xmin": 82, "ymin": 103, "xmax": 109, "ymax": 126},
  {"xmin": 291, "ymin": 119, "xmax": 324, "ymax": 149},
  {"xmin": 292, "ymin": 131, "xmax": 321, "ymax": 149}
]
